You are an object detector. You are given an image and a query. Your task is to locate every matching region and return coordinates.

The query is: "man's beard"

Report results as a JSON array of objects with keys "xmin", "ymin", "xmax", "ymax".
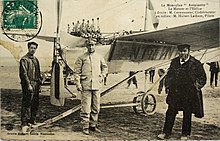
[{"xmin": 179, "ymin": 54, "xmax": 189, "ymax": 60}]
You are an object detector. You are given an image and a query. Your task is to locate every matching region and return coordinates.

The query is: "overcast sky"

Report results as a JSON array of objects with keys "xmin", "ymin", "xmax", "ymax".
[
  {"xmin": 1, "ymin": 0, "xmax": 219, "ymax": 36},
  {"xmin": 38, "ymin": 0, "xmax": 219, "ymax": 35},
  {"xmin": 0, "ymin": 0, "xmax": 219, "ymax": 64}
]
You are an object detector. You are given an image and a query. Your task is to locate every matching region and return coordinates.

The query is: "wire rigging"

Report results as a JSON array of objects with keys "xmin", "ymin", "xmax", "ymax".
[
  {"xmin": 203, "ymin": 53, "xmax": 220, "ymax": 63},
  {"xmin": 87, "ymin": 0, "xmax": 135, "ymax": 20},
  {"xmin": 102, "ymin": 0, "xmax": 137, "ymax": 22}
]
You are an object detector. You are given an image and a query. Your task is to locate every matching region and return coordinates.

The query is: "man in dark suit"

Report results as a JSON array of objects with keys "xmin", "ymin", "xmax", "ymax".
[
  {"xmin": 158, "ymin": 68, "xmax": 166, "ymax": 94},
  {"xmin": 149, "ymin": 67, "xmax": 155, "ymax": 83},
  {"xmin": 157, "ymin": 44, "xmax": 206, "ymax": 140},
  {"xmin": 207, "ymin": 61, "xmax": 219, "ymax": 87},
  {"xmin": 127, "ymin": 71, "xmax": 138, "ymax": 89},
  {"xmin": 19, "ymin": 42, "xmax": 42, "ymax": 134}
]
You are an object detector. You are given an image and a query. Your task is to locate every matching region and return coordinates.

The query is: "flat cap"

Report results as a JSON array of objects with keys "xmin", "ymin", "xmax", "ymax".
[
  {"xmin": 86, "ymin": 39, "xmax": 96, "ymax": 46},
  {"xmin": 177, "ymin": 44, "xmax": 190, "ymax": 50}
]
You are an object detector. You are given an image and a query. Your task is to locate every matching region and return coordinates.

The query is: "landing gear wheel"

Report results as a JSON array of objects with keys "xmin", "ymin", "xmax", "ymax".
[
  {"xmin": 133, "ymin": 91, "xmax": 145, "ymax": 114},
  {"xmin": 141, "ymin": 93, "xmax": 156, "ymax": 115}
]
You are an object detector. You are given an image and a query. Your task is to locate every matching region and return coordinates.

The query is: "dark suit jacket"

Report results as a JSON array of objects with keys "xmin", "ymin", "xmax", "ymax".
[
  {"xmin": 207, "ymin": 61, "xmax": 219, "ymax": 73},
  {"xmin": 165, "ymin": 56, "xmax": 206, "ymax": 118},
  {"xmin": 19, "ymin": 53, "xmax": 41, "ymax": 86}
]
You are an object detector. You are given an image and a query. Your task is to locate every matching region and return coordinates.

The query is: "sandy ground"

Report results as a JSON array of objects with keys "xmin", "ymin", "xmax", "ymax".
[{"xmin": 1, "ymin": 65, "xmax": 220, "ymax": 140}]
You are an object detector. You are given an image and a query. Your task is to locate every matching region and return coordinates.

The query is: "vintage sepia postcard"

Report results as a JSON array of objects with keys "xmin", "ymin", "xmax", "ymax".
[{"xmin": 0, "ymin": 0, "xmax": 219, "ymax": 140}]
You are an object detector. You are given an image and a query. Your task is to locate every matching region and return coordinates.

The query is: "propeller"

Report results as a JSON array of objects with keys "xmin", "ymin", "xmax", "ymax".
[
  {"xmin": 56, "ymin": 0, "xmax": 62, "ymax": 39},
  {"xmin": 54, "ymin": 0, "xmax": 63, "ymax": 62},
  {"xmin": 50, "ymin": 0, "xmax": 67, "ymax": 107}
]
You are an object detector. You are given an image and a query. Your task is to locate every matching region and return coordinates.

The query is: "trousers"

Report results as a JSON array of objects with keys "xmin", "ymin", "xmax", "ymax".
[
  {"xmin": 210, "ymin": 71, "xmax": 219, "ymax": 86},
  {"xmin": 163, "ymin": 105, "xmax": 192, "ymax": 136},
  {"xmin": 21, "ymin": 82, "xmax": 39, "ymax": 126},
  {"xmin": 158, "ymin": 77, "xmax": 165, "ymax": 94},
  {"xmin": 80, "ymin": 90, "xmax": 100, "ymax": 129}
]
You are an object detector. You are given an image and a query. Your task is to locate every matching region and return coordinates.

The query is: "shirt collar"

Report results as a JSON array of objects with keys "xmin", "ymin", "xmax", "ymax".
[
  {"xmin": 27, "ymin": 53, "xmax": 34, "ymax": 59},
  {"xmin": 180, "ymin": 56, "xmax": 190, "ymax": 64}
]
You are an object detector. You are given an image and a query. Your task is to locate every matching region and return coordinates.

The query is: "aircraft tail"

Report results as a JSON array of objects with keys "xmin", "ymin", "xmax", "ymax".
[{"xmin": 146, "ymin": 0, "xmax": 159, "ymax": 29}]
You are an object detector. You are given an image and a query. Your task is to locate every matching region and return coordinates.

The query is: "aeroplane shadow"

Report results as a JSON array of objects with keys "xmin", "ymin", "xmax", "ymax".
[{"xmin": 1, "ymin": 88, "xmax": 220, "ymax": 139}]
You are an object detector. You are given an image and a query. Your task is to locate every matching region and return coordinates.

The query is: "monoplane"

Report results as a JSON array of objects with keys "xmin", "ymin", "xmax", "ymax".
[{"xmin": 1, "ymin": 0, "xmax": 219, "ymax": 132}]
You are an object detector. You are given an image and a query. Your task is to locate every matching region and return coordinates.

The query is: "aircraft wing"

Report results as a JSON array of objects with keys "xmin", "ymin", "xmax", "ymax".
[
  {"xmin": 38, "ymin": 31, "xmax": 86, "ymax": 48},
  {"xmin": 2, "ymin": 32, "xmax": 56, "ymax": 42},
  {"xmin": 35, "ymin": 35, "xmax": 55, "ymax": 42},
  {"xmin": 60, "ymin": 31, "xmax": 86, "ymax": 48},
  {"xmin": 108, "ymin": 18, "xmax": 220, "ymax": 62},
  {"xmin": 3, "ymin": 30, "xmax": 86, "ymax": 48}
]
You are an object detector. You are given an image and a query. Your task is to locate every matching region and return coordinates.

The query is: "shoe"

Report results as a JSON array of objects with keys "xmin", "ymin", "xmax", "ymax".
[
  {"xmin": 89, "ymin": 126, "xmax": 101, "ymax": 133},
  {"xmin": 180, "ymin": 135, "xmax": 190, "ymax": 140},
  {"xmin": 28, "ymin": 121, "xmax": 40, "ymax": 127},
  {"xmin": 82, "ymin": 128, "xmax": 89, "ymax": 135},
  {"xmin": 157, "ymin": 133, "xmax": 169, "ymax": 140},
  {"xmin": 21, "ymin": 125, "xmax": 29, "ymax": 134}
]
